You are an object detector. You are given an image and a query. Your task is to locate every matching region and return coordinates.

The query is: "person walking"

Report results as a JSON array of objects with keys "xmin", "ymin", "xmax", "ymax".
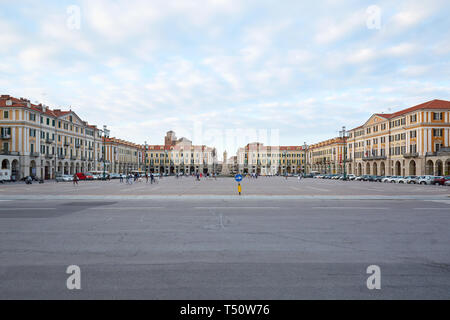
[{"xmin": 73, "ymin": 173, "xmax": 78, "ymax": 185}]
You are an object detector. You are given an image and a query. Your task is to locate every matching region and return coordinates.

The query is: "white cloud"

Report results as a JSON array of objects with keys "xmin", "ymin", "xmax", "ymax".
[
  {"xmin": 384, "ymin": 42, "xmax": 417, "ymax": 56},
  {"xmin": 315, "ymin": 10, "xmax": 365, "ymax": 44}
]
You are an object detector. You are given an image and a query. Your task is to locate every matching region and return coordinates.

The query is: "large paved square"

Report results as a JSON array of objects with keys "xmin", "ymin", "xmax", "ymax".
[{"xmin": 0, "ymin": 177, "xmax": 449, "ymax": 299}]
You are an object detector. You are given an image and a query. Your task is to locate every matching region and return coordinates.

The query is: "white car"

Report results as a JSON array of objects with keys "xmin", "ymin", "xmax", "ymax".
[
  {"xmin": 397, "ymin": 176, "xmax": 418, "ymax": 184},
  {"xmin": 445, "ymin": 180, "xmax": 450, "ymax": 186},
  {"xmin": 382, "ymin": 176, "xmax": 400, "ymax": 183},
  {"xmin": 391, "ymin": 176, "xmax": 405, "ymax": 183},
  {"xmin": 417, "ymin": 175, "xmax": 435, "ymax": 185},
  {"xmin": 56, "ymin": 174, "xmax": 73, "ymax": 182}
]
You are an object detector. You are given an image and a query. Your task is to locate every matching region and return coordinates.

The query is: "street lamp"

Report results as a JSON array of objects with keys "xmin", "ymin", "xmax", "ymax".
[
  {"xmin": 102, "ymin": 125, "xmax": 110, "ymax": 180},
  {"xmin": 303, "ymin": 142, "xmax": 307, "ymax": 176},
  {"xmin": 339, "ymin": 126, "xmax": 349, "ymax": 180},
  {"xmin": 144, "ymin": 141, "xmax": 148, "ymax": 176}
]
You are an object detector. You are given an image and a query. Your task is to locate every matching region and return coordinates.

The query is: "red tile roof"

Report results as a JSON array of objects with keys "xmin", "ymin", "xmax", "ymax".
[{"xmin": 385, "ymin": 99, "xmax": 450, "ymax": 118}]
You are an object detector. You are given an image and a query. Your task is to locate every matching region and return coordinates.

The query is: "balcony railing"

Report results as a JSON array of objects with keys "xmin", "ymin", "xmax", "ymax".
[
  {"xmin": 81, "ymin": 156, "xmax": 86, "ymax": 161},
  {"xmin": 30, "ymin": 152, "xmax": 40, "ymax": 157},
  {"xmin": 362, "ymin": 155, "xmax": 387, "ymax": 161},
  {"xmin": 58, "ymin": 154, "xmax": 65, "ymax": 159},
  {"xmin": 70, "ymin": 156, "xmax": 77, "ymax": 160},
  {"xmin": 403, "ymin": 153, "xmax": 419, "ymax": 158},
  {"xmin": 0, "ymin": 150, "xmax": 19, "ymax": 156},
  {"xmin": 1, "ymin": 133, "xmax": 11, "ymax": 139},
  {"xmin": 45, "ymin": 154, "xmax": 54, "ymax": 159},
  {"xmin": 75, "ymin": 143, "xmax": 81, "ymax": 148},
  {"xmin": 426, "ymin": 152, "xmax": 437, "ymax": 157},
  {"xmin": 64, "ymin": 142, "xmax": 70, "ymax": 147},
  {"xmin": 45, "ymin": 138, "xmax": 54, "ymax": 144}
]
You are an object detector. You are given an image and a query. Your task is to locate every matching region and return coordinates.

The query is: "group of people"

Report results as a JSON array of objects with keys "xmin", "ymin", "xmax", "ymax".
[
  {"xmin": 118, "ymin": 173, "xmax": 159, "ymax": 184},
  {"xmin": 195, "ymin": 172, "xmax": 218, "ymax": 181}
]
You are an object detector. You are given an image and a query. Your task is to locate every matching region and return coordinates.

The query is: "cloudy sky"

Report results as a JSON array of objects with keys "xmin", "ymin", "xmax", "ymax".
[{"xmin": 1, "ymin": 0, "xmax": 449, "ymax": 157}]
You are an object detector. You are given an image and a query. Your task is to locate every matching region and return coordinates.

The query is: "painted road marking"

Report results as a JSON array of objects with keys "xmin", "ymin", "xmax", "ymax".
[
  {"xmin": 0, "ymin": 208, "xmax": 56, "ymax": 210},
  {"xmin": 86, "ymin": 207, "xmax": 165, "ymax": 210},
  {"xmin": 304, "ymin": 186, "xmax": 330, "ymax": 192},
  {"xmin": 194, "ymin": 207, "xmax": 281, "ymax": 209},
  {"xmin": 312, "ymin": 207, "xmax": 390, "ymax": 210},
  {"xmin": 413, "ymin": 208, "xmax": 450, "ymax": 210}
]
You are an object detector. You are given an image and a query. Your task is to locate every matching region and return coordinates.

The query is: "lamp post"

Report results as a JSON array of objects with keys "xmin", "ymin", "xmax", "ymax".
[
  {"xmin": 102, "ymin": 125, "xmax": 110, "ymax": 180},
  {"xmin": 144, "ymin": 141, "xmax": 148, "ymax": 176},
  {"xmin": 339, "ymin": 126, "xmax": 349, "ymax": 180},
  {"xmin": 302, "ymin": 142, "xmax": 307, "ymax": 176}
]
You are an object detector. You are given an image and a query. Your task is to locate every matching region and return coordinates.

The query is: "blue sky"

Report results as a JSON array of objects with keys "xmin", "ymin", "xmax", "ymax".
[{"xmin": 1, "ymin": 0, "xmax": 449, "ymax": 157}]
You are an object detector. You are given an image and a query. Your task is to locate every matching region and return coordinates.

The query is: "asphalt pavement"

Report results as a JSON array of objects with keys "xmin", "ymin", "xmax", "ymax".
[{"xmin": 0, "ymin": 177, "xmax": 449, "ymax": 299}]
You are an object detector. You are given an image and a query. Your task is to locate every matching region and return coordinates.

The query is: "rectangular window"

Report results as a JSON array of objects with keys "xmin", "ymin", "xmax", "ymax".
[
  {"xmin": 433, "ymin": 112, "xmax": 443, "ymax": 120},
  {"xmin": 4, "ymin": 111, "xmax": 9, "ymax": 119},
  {"xmin": 433, "ymin": 129, "xmax": 443, "ymax": 137}
]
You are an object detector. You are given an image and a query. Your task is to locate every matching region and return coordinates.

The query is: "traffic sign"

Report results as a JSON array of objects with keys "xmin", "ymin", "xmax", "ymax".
[{"xmin": 235, "ymin": 174, "xmax": 243, "ymax": 182}]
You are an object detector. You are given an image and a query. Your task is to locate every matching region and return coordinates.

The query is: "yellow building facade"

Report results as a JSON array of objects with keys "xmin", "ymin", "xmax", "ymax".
[
  {"xmin": 1, "ymin": 95, "xmax": 102, "ymax": 179},
  {"xmin": 346, "ymin": 99, "xmax": 450, "ymax": 176}
]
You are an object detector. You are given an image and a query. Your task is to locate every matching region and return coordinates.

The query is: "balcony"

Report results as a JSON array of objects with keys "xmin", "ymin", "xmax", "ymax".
[
  {"xmin": 81, "ymin": 156, "xmax": 86, "ymax": 161},
  {"xmin": 0, "ymin": 150, "xmax": 19, "ymax": 156},
  {"xmin": 403, "ymin": 153, "xmax": 419, "ymax": 158},
  {"xmin": 45, "ymin": 154, "xmax": 54, "ymax": 159},
  {"xmin": 64, "ymin": 142, "xmax": 70, "ymax": 147},
  {"xmin": 45, "ymin": 138, "xmax": 54, "ymax": 144},
  {"xmin": 362, "ymin": 155, "xmax": 386, "ymax": 161},
  {"xmin": 426, "ymin": 152, "xmax": 437, "ymax": 157},
  {"xmin": 1, "ymin": 133, "xmax": 11, "ymax": 139},
  {"xmin": 70, "ymin": 156, "xmax": 77, "ymax": 161},
  {"xmin": 30, "ymin": 152, "xmax": 40, "ymax": 157},
  {"xmin": 58, "ymin": 154, "xmax": 65, "ymax": 160},
  {"xmin": 88, "ymin": 146, "xmax": 93, "ymax": 150}
]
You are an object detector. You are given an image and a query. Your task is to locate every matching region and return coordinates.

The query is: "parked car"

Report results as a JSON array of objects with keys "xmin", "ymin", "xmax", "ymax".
[
  {"xmin": 373, "ymin": 176, "xmax": 384, "ymax": 182},
  {"xmin": 432, "ymin": 176, "xmax": 447, "ymax": 185},
  {"xmin": 417, "ymin": 175, "xmax": 435, "ymax": 185},
  {"xmin": 354, "ymin": 176, "xmax": 364, "ymax": 181},
  {"xmin": 347, "ymin": 174, "xmax": 357, "ymax": 180},
  {"xmin": 382, "ymin": 176, "xmax": 399, "ymax": 183},
  {"xmin": 397, "ymin": 176, "xmax": 417, "ymax": 184},
  {"xmin": 440, "ymin": 176, "xmax": 450, "ymax": 186},
  {"xmin": 75, "ymin": 172, "xmax": 87, "ymax": 180},
  {"xmin": 445, "ymin": 180, "xmax": 450, "ymax": 186},
  {"xmin": 85, "ymin": 173, "xmax": 94, "ymax": 180},
  {"xmin": 110, "ymin": 173, "xmax": 121, "ymax": 179},
  {"xmin": 392, "ymin": 176, "xmax": 405, "ymax": 183},
  {"xmin": 56, "ymin": 174, "xmax": 73, "ymax": 182}
]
